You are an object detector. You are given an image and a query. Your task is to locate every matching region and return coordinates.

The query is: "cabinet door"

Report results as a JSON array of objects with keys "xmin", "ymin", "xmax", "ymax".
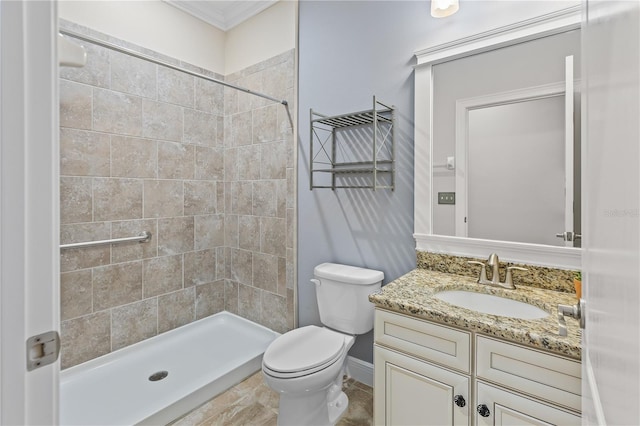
[
  {"xmin": 374, "ymin": 345, "xmax": 470, "ymax": 426},
  {"xmin": 475, "ymin": 382, "xmax": 581, "ymax": 426}
]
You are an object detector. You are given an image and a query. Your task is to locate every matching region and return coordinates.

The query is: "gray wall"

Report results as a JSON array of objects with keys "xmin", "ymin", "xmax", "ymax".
[
  {"xmin": 297, "ymin": 1, "xmax": 581, "ymax": 363},
  {"xmin": 298, "ymin": 1, "xmax": 432, "ymax": 363}
]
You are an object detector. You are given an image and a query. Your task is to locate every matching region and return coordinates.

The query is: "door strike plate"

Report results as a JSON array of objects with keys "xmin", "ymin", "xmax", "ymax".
[{"xmin": 26, "ymin": 331, "xmax": 60, "ymax": 371}]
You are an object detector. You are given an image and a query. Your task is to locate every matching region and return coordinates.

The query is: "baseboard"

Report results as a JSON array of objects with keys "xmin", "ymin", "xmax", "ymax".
[{"xmin": 346, "ymin": 356, "xmax": 374, "ymax": 388}]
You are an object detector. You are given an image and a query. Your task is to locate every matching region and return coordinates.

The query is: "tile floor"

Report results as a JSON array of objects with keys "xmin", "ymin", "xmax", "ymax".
[{"xmin": 171, "ymin": 371, "xmax": 373, "ymax": 425}]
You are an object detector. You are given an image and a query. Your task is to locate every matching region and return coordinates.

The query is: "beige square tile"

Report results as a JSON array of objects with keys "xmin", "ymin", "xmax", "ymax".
[
  {"xmin": 158, "ymin": 141, "xmax": 195, "ymax": 180},
  {"xmin": 231, "ymin": 249, "xmax": 252, "ymax": 286},
  {"xmin": 278, "ymin": 257, "xmax": 287, "ymax": 296},
  {"xmin": 158, "ymin": 287, "xmax": 195, "ymax": 333},
  {"xmin": 260, "ymin": 141, "xmax": 287, "ymax": 180},
  {"xmin": 224, "ymin": 86, "xmax": 238, "ymax": 116},
  {"xmin": 111, "ymin": 298, "xmax": 157, "ymax": 350},
  {"xmin": 238, "ymin": 284, "xmax": 262, "ymax": 325},
  {"xmin": 286, "ymin": 248, "xmax": 294, "ymax": 290},
  {"xmin": 158, "ymin": 217, "xmax": 194, "ymax": 255},
  {"xmin": 261, "ymin": 292, "xmax": 287, "ymax": 334},
  {"xmin": 276, "ymin": 179, "xmax": 287, "ymax": 219},
  {"xmin": 60, "ymin": 222, "xmax": 111, "ymax": 272},
  {"xmin": 224, "ymin": 214, "xmax": 239, "ymax": 248},
  {"xmin": 224, "ymin": 280, "xmax": 239, "ymax": 314},
  {"xmin": 110, "ymin": 51, "xmax": 157, "ymax": 99},
  {"xmin": 143, "ymin": 180, "xmax": 184, "ymax": 218},
  {"xmin": 224, "ymin": 147, "xmax": 238, "ymax": 182},
  {"xmin": 60, "ymin": 311, "xmax": 111, "ymax": 369},
  {"xmin": 286, "ymin": 168, "xmax": 295, "ymax": 209},
  {"xmin": 60, "ymin": 177, "xmax": 93, "ymax": 224},
  {"xmin": 216, "ymin": 183, "xmax": 225, "ymax": 215},
  {"xmin": 286, "ymin": 207, "xmax": 295, "ymax": 249},
  {"xmin": 195, "ymin": 280, "xmax": 225, "ymax": 319},
  {"xmin": 93, "ymin": 261, "xmax": 143, "ymax": 311},
  {"xmin": 231, "ymin": 182, "xmax": 253, "ymax": 215},
  {"xmin": 142, "ymin": 99, "xmax": 183, "ymax": 142},
  {"xmin": 93, "ymin": 88, "xmax": 142, "ymax": 136},
  {"xmin": 184, "ymin": 181, "xmax": 217, "ymax": 215},
  {"xmin": 143, "ymin": 254, "xmax": 183, "ymax": 297},
  {"xmin": 195, "ymin": 78, "xmax": 224, "ymax": 115},
  {"xmin": 231, "ymin": 111, "xmax": 252, "ymax": 147},
  {"xmin": 287, "ymin": 288, "xmax": 295, "ymax": 330},
  {"xmin": 158, "ymin": 66, "xmax": 194, "ymax": 108},
  {"xmin": 260, "ymin": 217, "xmax": 286, "ymax": 257},
  {"xmin": 60, "ymin": 40, "xmax": 110, "ymax": 88},
  {"xmin": 238, "ymin": 215, "xmax": 260, "ymax": 252},
  {"xmin": 61, "ymin": 270, "xmax": 92, "ymax": 321},
  {"xmin": 216, "ymin": 247, "xmax": 226, "ymax": 280},
  {"xmin": 184, "ymin": 249, "xmax": 216, "ymax": 287},
  {"xmin": 111, "ymin": 136, "xmax": 157, "ymax": 178},
  {"xmin": 194, "ymin": 215, "xmax": 224, "ymax": 250},
  {"xmin": 195, "ymin": 146, "xmax": 224, "ymax": 180},
  {"xmin": 93, "ymin": 178, "xmax": 143, "ymax": 221},
  {"xmin": 237, "ymin": 145, "xmax": 261, "ymax": 181},
  {"xmin": 60, "ymin": 79, "xmax": 92, "ymax": 130},
  {"xmin": 60, "ymin": 129, "xmax": 110, "ymax": 177},
  {"xmin": 253, "ymin": 105, "xmax": 278, "ymax": 144},
  {"xmin": 184, "ymin": 109, "xmax": 217, "ymax": 146},
  {"xmin": 252, "ymin": 252, "xmax": 278, "ymax": 294},
  {"xmin": 111, "ymin": 219, "xmax": 158, "ymax": 263},
  {"xmin": 253, "ymin": 181, "xmax": 277, "ymax": 217}
]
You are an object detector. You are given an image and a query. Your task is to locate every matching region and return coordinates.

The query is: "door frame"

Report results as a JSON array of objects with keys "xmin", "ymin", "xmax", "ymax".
[{"xmin": 0, "ymin": 1, "xmax": 59, "ymax": 424}]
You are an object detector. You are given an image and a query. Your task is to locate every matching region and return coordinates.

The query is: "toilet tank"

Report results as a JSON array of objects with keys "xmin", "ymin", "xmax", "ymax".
[{"xmin": 313, "ymin": 263, "xmax": 383, "ymax": 335}]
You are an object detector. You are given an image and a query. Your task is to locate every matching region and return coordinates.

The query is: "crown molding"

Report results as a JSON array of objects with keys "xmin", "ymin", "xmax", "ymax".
[{"xmin": 164, "ymin": 0, "xmax": 278, "ymax": 32}]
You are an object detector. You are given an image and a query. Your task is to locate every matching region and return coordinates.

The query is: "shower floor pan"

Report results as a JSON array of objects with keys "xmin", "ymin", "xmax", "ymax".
[{"xmin": 60, "ymin": 311, "xmax": 278, "ymax": 425}]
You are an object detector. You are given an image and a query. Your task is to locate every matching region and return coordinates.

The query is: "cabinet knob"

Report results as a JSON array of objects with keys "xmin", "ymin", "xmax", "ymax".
[
  {"xmin": 477, "ymin": 404, "xmax": 491, "ymax": 417},
  {"xmin": 454, "ymin": 394, "xmax": 466, "ymax": 407}
]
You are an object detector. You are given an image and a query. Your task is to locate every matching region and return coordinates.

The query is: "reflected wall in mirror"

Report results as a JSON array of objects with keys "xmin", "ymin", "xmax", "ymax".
[{"xmin": 431, "ymin": 29, "xmax": 581, "ymax": 247}]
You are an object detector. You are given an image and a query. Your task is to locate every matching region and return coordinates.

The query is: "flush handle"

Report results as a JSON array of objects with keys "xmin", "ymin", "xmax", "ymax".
[{"xmin": 310, "ymin": 279, "xmax": 321, "ymax": 287}]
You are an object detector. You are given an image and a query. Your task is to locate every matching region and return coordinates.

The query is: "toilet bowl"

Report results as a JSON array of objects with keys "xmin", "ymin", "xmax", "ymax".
[
  {"xmin": 262, "ymin": 326, "xmax": 355, "ymax": 425},
  {"xmin": 261, "ymin": 263, "xmax": 383, "ymax": 426}
]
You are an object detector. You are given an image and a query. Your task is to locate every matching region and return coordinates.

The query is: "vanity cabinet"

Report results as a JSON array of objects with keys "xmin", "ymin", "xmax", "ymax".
[{"xmin": 374, "ymin": 309, "xmax": 581, "ymax": 426}]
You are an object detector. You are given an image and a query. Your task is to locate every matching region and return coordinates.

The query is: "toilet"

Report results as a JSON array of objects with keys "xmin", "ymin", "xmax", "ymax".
[{"xmin": 262, "ymin": 262, "xmax": 383, "ymax": 426}]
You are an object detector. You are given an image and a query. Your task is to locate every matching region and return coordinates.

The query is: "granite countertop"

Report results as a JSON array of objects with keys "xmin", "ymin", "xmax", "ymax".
[{"xmin": 369, "ymin": 269, "xmax": 582, "ymax": 360}]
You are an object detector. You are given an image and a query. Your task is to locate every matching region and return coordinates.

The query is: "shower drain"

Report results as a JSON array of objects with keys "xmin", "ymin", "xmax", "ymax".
[{"xmin": 148, "ymin": 371, "xmax": 169, "ymax": 382}]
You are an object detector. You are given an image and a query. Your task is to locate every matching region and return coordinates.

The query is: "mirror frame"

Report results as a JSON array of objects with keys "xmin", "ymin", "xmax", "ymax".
[{"xmin": 413, "ymin": 6, "xmax": 582, "ymax": 269}]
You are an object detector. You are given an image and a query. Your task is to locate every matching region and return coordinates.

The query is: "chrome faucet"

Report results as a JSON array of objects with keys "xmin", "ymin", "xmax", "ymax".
[{"xmin": 468, "ymin": 253, "xmax": 527, "ymax": 290}]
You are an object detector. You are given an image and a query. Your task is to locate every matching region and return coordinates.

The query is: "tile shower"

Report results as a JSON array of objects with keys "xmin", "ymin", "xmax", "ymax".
[{"xmin": 59, "ymin": 22, "xmax": 296, "ymax": 370}]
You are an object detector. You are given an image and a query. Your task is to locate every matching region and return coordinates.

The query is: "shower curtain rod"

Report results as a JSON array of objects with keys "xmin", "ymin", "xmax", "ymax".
[{"xmin": 59, "ymin": 29, "xmax": 288, "ymax": 106}]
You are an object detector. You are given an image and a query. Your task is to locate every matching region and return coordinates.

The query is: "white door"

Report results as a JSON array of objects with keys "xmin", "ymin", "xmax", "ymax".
[
  {"xmin": 0, "ymin": 1, "xmax": 59, "ymax": 424},
  {"xmin": 374, "ymin": 345, "xmax": 470, "ymax": 426},
  {"xmin": 582, "ymin": 0, "xmax": 640, "ymax": 424}
]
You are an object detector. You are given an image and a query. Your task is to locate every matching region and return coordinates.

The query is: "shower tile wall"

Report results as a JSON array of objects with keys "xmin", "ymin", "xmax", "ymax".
[
  {"xmin": 59, "ymin": 22, "xmax": 296, "ymax": 369},
  {"xmin": 223, "ymin": 50, "xmax": 296, "ymax": 335}
]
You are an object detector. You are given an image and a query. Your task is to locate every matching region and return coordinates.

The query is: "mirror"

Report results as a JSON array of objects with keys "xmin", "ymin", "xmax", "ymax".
[
  {"xmin": 432, "ymin": 29, "xmax": 581, "ymax": 247},
  {"xmin": 413, "ymin": 7, "xmax": 582, "ymax": 268}
]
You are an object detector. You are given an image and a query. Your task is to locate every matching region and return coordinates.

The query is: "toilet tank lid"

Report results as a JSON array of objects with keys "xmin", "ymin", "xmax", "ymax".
[{"xmin": 314, "ymin": 263, "xmax": 384, "ymax": 285}]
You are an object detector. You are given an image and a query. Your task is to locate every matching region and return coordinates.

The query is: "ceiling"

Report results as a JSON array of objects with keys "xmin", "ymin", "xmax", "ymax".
[{"xmin": 164, "ymin": 0, "xmax": 278, "ymax": 32}]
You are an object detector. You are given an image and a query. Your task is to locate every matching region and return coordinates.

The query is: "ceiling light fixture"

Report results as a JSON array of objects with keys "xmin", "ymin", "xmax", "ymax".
[{"xmin": 431, "ymin": 0, "xmax": 460, "ymax": 18}]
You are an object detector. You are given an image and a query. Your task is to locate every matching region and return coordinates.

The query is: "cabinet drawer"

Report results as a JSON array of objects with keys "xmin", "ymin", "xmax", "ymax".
[
  {"xmin": 476, "ymin": 336, "xmax": 581, "ymax": 412},
  {"xmin": 375, "ymin": 309, "xmax": 471, "ymax": 373}
]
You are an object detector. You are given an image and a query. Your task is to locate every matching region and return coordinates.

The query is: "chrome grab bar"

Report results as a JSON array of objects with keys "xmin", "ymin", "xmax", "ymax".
[{"xmin": 60, "ymin": 231, "xmax": 152, "ymax": 250}]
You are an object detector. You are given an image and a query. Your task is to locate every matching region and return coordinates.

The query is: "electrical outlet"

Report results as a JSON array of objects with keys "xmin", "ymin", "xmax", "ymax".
[{"xmin": 438, "ymin": 192, "xmax": 455, "ymax": 205}]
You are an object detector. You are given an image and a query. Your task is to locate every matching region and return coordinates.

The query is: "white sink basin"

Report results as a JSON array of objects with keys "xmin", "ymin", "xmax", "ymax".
[{"xmin": 434, "ymin": 290, "xmax": 549, "ymax": 320}]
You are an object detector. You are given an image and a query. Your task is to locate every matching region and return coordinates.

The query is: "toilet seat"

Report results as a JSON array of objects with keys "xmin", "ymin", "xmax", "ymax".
[{"xmin": 263, "ymin": 326, "xmax": 346, "ymax": 379}]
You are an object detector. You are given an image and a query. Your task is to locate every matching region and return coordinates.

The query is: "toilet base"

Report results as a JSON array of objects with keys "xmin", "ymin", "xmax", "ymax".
[{"xmin": 277, "ymin": 382, "xmax": 349, "ymax": 426}]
